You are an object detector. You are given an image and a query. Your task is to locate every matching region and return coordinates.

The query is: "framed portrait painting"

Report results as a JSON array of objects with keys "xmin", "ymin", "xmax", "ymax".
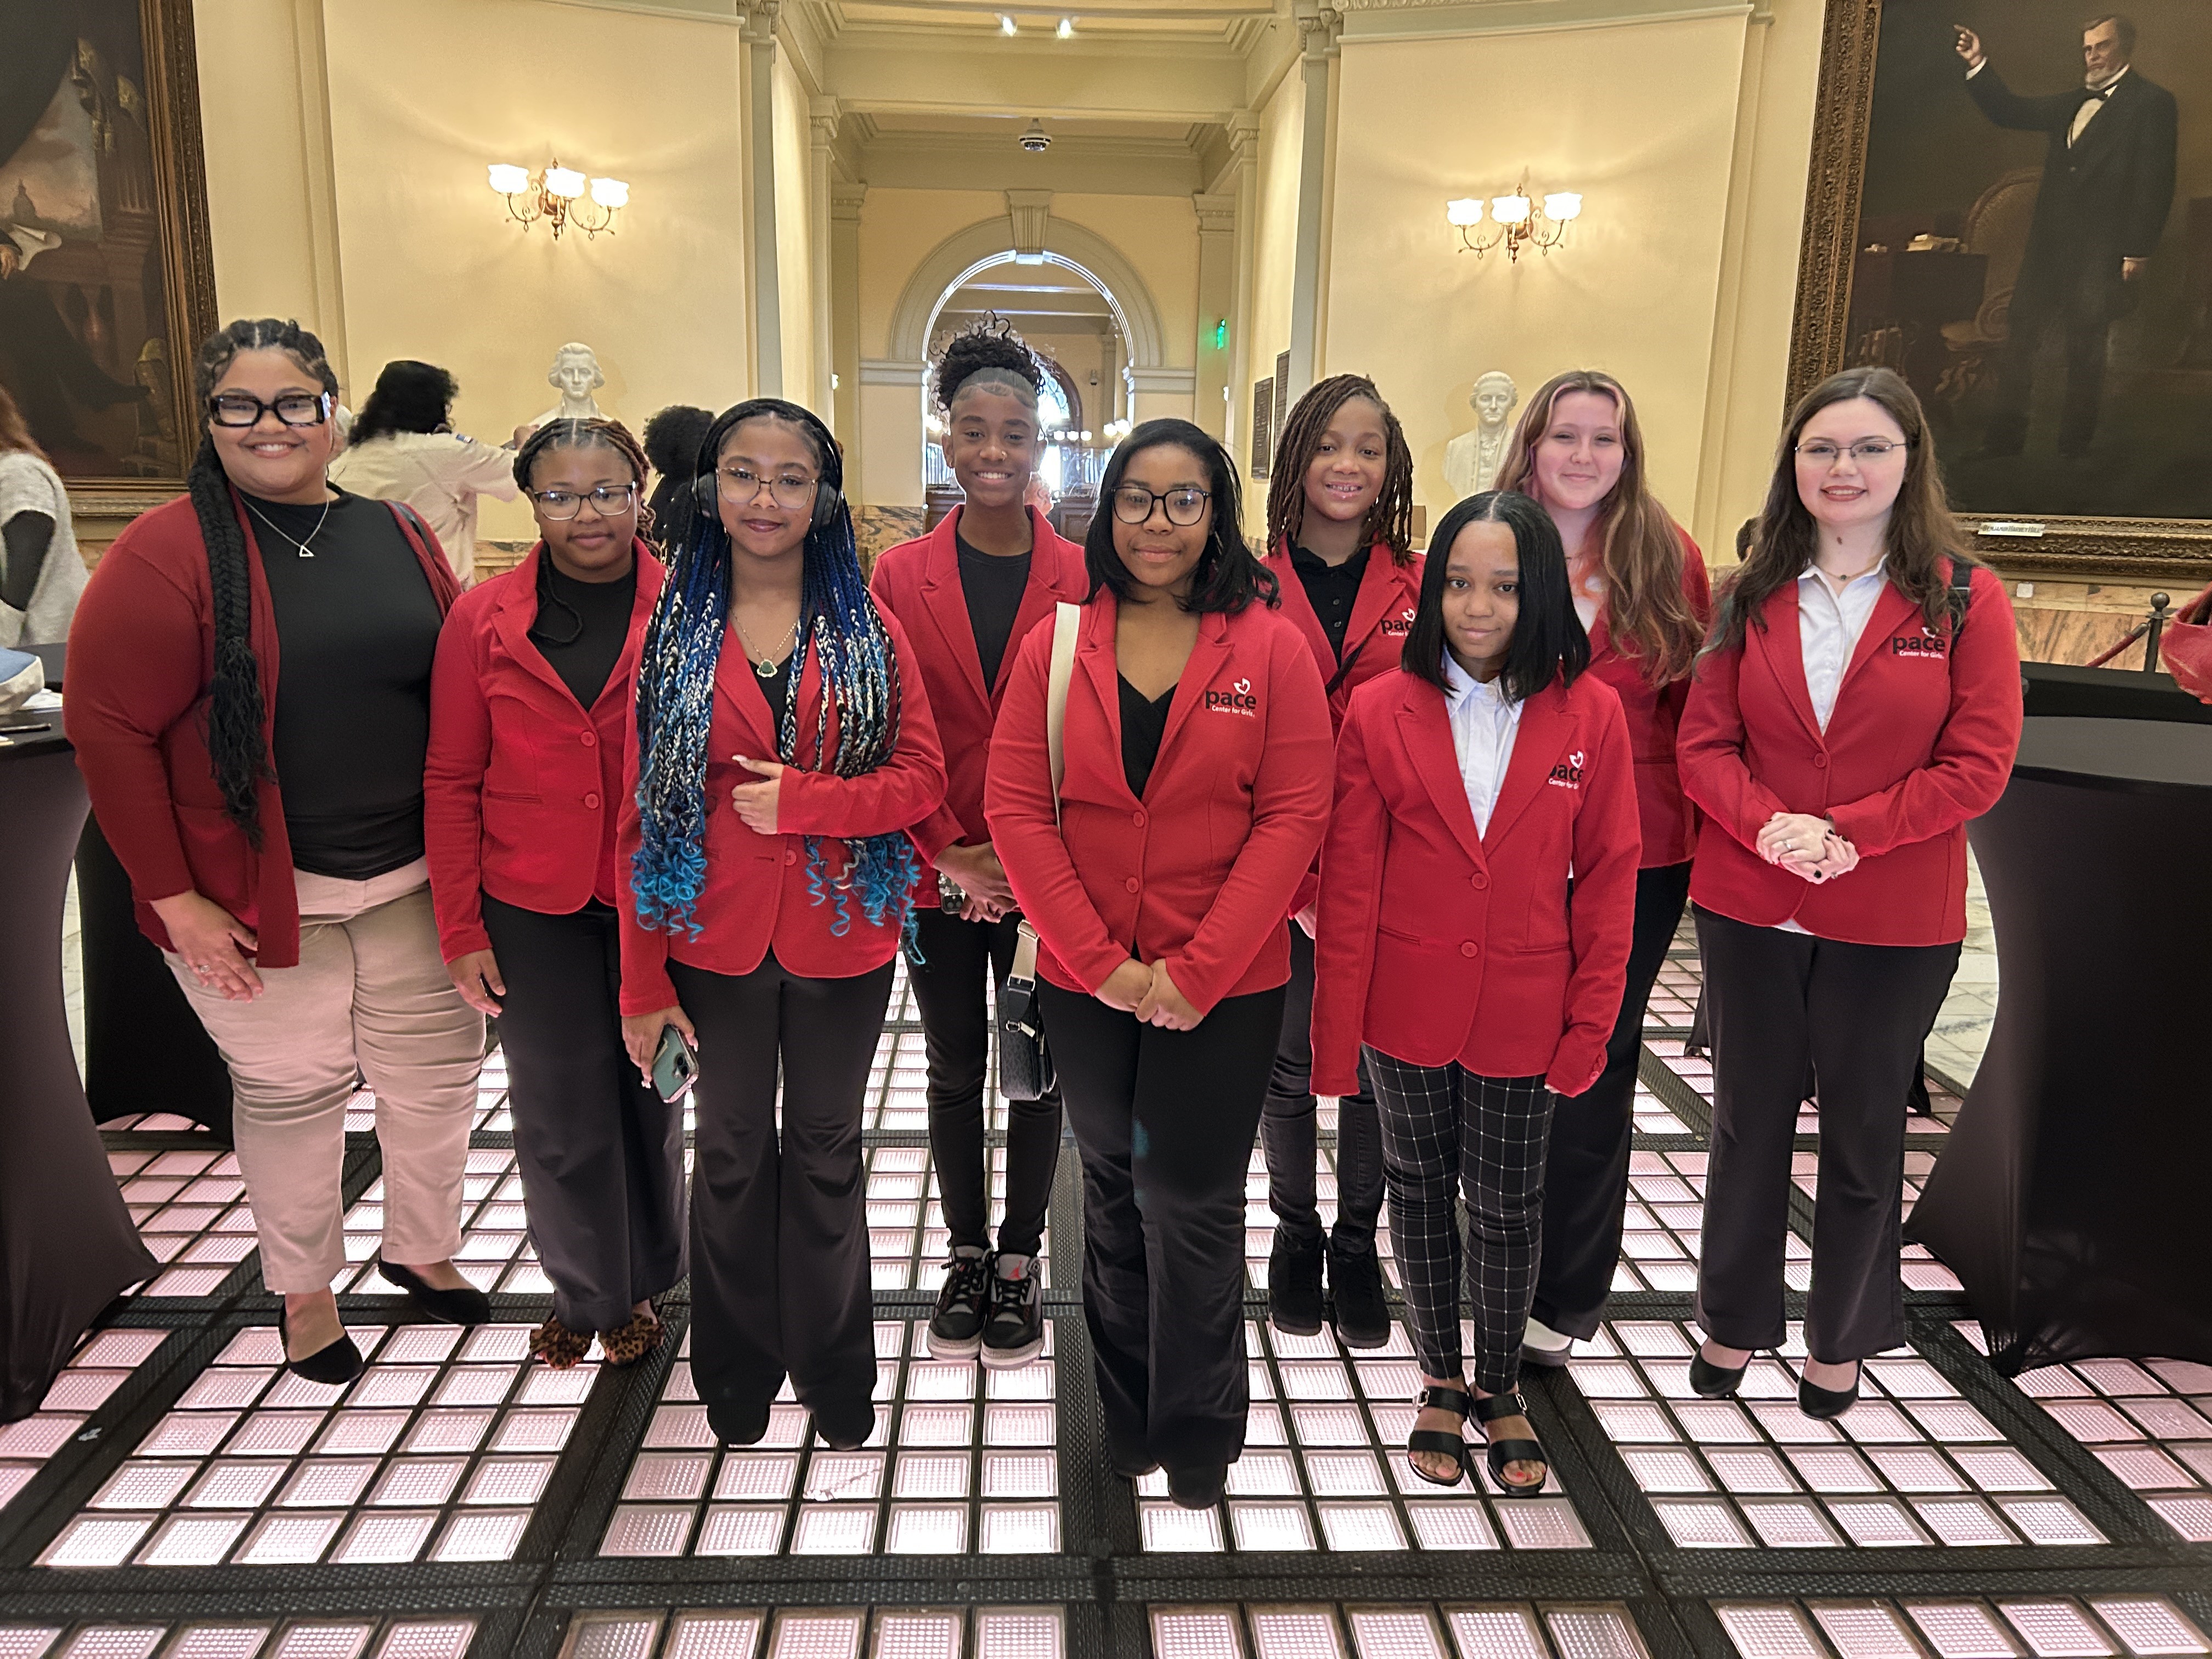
[
  {"xmin": 0, "ymin": 0, "xmax": 216, "ymax": 507},
  {"xmin": 1792, "ymin": 0, "xmax": 2212, "ymax": 578}
]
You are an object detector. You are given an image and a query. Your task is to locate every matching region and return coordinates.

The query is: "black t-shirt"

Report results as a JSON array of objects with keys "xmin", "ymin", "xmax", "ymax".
[
  {"xmin": 1289, "ymin": 540, "xmax": 1370, "ymax": 661},
  {"xmin": 1118, "ymin": 674, "xmax": 1174, "ymax": 800},
  {"xmin": 243, "ymin": 489, "xmax": 444, "ymax": 879},
  {"xmin": 533, "ymin": 559, "xmax": 636, "ymax": 710},
  {"xmin": 957, "ymin": 531, "xmax": 1031, "ymax": 690},
  {"xmin": 755, "ymin": 643, "xmax": 797, "ymax": 740}
]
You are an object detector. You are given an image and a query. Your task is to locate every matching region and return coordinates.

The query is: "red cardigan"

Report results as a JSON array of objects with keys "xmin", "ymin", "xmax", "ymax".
[
  {"xmin": 868, "ymin": 505, "xmax": 1088, "ymax": 881},
  {"xmin": 1313, "ymin": 668, "xmax": 1640, "ymax": 1097},
  {"xmin": 424, "ymin": 541, "xmax": 665, "ymax": 961},
  {"xmin": 1677, "ymin": 563, "xmax": 2022, "ymax": 946},
  {"xmin": 983, "ymin": 593, "xmax": 1333, "ymax": 1018},
  {"xmin": 1585, "ymin": 532, "xmax": 1712, "ymax": 869},
  {"xmin": 617, "ymin": 612, "xmax": 946, "ymax": 1014},
  {"xmin": 67, "ymin": 491, "xmax": 460, "ymax": 967}
]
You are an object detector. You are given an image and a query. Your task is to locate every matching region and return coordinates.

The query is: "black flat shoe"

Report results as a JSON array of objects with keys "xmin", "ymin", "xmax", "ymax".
[
  {"xmin": 810, "ymin": 1396, "xmax": 877, "ymax": 1452},
  {"xmin": 1165, "ymin": 1462, "xmax": 1226, "ymax": 1510},
  {"xmin": 1474, "ymin": 1389, "xmax": 1548, "ymax": 1498},
  {"xmin": 1689, "ymin": 1347, "xmax": 1748, "ymax": 1398},
  {"xmin": 706, "ymin": 1395, "xmax": 772, "ymax": 1446},
  {"xmin": 1799, "ymin": 1365, "xmax": 1861, "ymax": 1421},
  {"xmin": 374, "ymin": 1257, "xmax": 490, "ymax": 1326},
  {"xmin": 277, "ymin": 1308, "xmax": 363, "ymax": 1385},
  {"xmin": 1405, "ymin": 1383, "xmax": 1475, "ymax": 1488}
]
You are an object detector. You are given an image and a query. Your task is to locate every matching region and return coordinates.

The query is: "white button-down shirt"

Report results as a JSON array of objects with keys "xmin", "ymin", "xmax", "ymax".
[
  {"xmin": 1441, "ymin": 653, "xmax": 1524, "ymax": 837},
  {"xmin": 1798, "ymin": 561, "xmax": 1888, "ymax": 733}
]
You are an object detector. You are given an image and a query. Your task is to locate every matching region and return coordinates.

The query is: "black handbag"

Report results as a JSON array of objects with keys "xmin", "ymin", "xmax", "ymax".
[{"xmin": 996, "ymin": 602, "xmax": 1080, "ymax": 1103}]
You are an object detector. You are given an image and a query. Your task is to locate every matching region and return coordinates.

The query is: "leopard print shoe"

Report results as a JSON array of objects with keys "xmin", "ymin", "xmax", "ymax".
[
  {"xmin": 599, "ymin": 1308, "xmax": 665, "ymax": 1368},
  {"xmin": 528, "ymin": 1314, "xmax": 593, "ymax": 1370}
]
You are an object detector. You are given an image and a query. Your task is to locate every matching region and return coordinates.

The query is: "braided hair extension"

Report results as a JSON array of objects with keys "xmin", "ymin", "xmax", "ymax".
[
  {"xmin": 188, "ymin": 318, "xmax": 341, "ymax": 845},
  {"xmin": 930, "ymin": 314, "xmax": 1043, "ymax": 414},
  {"xmin": 631, "ymin": 399, "xmax": 921, "ymax": 944},
  {"xmin": 1264, "ymin": 374, "xmax": 1416, "ymax": 566},
  {"xmin": 515, "ymin": 418, "xmax": 653, "ymax": 649}
]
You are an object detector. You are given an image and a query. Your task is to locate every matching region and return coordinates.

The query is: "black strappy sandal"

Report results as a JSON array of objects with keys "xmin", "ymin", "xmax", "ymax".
[
  {"xmin": 1406, "ymin": 1384, "xmax": 1476, "ymax": 1488},
  {"xmin": 1474, "ymin": 1390, "xmax": 1548, "ymax": 1497}
]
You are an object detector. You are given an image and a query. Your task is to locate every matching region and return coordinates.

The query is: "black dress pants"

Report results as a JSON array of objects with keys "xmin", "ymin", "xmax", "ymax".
[
  {"xmin": 670, "ymin": 953, "xmax": 893, "ymax": 1421},
  {"xmin": 1692, "ymin": 907, "xmax": 1960, "ymax": 1363},
  {"xmin": 1261, "ymin": 927, "xmax": 1384, "ymax": 1250},
  {"xmin": 906, "ymin": 907, "xmax": 1062, "ymax": 1257},
  {"xmin": 483, "ymin": 896, "xmax": 686, "ymax": 1333},
  {"xmin": 1040, "ymin": 981, "xmax": 1284, "ymax": 1476},
  {"xmin": 1531, "ymin": 861, "xmax": 1691, "ymax": 1339}
]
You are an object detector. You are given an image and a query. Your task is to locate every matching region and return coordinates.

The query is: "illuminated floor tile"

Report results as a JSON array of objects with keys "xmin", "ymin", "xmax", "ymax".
[
  {"xmin": 865, "ymin": 1148, "xmax": 1052, "ymax": 1294},
  {"xmin": 0, "ymin": 1329, "xmax": 170, "ymax": 1514},
  {"xmin": 110, "ymin": 1148, "xmax": 256, "ymax": 1297},
  {"xmin": 1144, "ymin": 1602, "xmax": 1651, "ymax": 1659},
  {"xmin": 1714, "ymin": 1600, "xmax": 2208, "ymax": 1659},
  {"xmin": 557, "ymin": 1607, "xmax": 1060, "ymax": 1659},
  {"xmin": 335, "ymin": 1150, "xmax": 544, "ymax": 1297},
  {"xmin": 0, "ymin": 1622, "xmax": 476, "ymax": 1659}
]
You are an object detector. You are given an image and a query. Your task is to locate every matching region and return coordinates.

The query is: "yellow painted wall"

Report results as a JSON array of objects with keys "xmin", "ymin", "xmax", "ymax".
[
  {"xmin": 1051, "ymin": 195, "xmax": 1199, "ymax": 371},
  {"xmin": 772, "ymin": 49, "xmax": 819, "ymax": 410},
  {"xmin": 1240, "ymin": 66, "xmax": 1304, "ymax": 524},
  {"xmin": 857, "ymin": 189, "xmax": 1007, "ymax": 360}
]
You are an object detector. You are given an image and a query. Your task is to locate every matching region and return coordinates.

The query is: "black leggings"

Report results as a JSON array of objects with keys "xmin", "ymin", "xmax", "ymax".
[
  {"xmin": 1261, "ymin": 926, "xmax": 1384, "ymax": 1249},
  {"xmin": 906, "ymin": 906, "xmax": 1062, "ymax": 1257},
  {"xmin": 483, "ymin": 896, "xmax": 686, "ymax": 1332},
  {"xmin": 1531, "ymin": 861, "xmax": 1692, "ymax": 1338},
  {"xmin": 670, "ymin": 953, "xmax": 893, "ymax": 1420},
  {"xmin": 1040, "ymin": 980, "xmax": 1284, "ymax": 1476}
]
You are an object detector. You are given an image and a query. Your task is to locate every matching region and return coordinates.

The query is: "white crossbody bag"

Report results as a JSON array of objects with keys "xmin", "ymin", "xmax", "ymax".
[{"xmin": 997, "ymin": 602, "xmax": 1080, "ymax": 1101}]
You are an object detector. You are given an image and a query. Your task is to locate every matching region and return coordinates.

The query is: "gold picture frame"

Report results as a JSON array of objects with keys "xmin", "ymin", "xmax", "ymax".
[{"xmin": 1790, "ymin": 0, "xmax": 2212, "ymax": 582}]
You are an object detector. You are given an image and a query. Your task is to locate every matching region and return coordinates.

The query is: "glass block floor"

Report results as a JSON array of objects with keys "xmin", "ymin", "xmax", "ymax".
[{"xmin": 10, "ymin": 946, "xmax": 2204, "ymax": 1658}]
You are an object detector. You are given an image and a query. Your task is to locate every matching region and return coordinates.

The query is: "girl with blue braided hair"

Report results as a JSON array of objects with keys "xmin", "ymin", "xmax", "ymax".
[{"xmin": 617, "ymin": 398, "xmax": 947, "ymax": 1450}]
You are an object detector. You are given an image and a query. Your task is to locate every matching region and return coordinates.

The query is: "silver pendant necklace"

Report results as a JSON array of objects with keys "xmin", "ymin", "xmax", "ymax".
[{"xmin": 244, "ymin": 495, "xmax": 332, "ymax": 558}]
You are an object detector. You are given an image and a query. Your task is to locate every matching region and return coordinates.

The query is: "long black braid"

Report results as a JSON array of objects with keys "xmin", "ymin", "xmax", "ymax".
[{"xmin": 188, "ymin": 319, "xmax": 341, "ymax": 845}]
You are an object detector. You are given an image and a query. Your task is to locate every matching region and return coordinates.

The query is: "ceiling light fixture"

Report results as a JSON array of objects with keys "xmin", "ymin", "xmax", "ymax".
[
  {"xmin": 489, "ymin": 159, "xmax": 629, "ymax": 240},
  {"xmin": 999, "ymin": 14, "xmax": 1016, "ymax": 32},
  {"xmin": 1057, "ymin": 16, "xmax": 1074, "ymax": 37},
  {"xmin": 1018, "ymin": 119, "xmax": 1052, "ymax": 154}
]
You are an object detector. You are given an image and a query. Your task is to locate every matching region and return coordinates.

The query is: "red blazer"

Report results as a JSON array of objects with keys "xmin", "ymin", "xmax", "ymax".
[
  {"xmin": 616, "ymin": 611, "xmax": 947, "ymax": 1014},
  {"xmin": 868, "ymin": 505, "xmax": 1088, "ymax": 882},
  {"xmin": 424, "ymin": 542, "xmax": 665, "ymax": 961},
  {"xmin": 1585, "ymin": 532, "xmax": 1712, "ymax": 869},
  {"xmin": 1677, "ymin": 563, "xmax": 2022, "ymax": 947},
  {"xmin": 1313, "ymin": 668, "xmax": 1640, "ymax": 1097},
  {"xmin": 983, "ymin": 592, "xmax": 1333, "ymax": 1017},
  {"xmin": 67, "ymin": 491, "xmax": 460, "ymax": 968}
]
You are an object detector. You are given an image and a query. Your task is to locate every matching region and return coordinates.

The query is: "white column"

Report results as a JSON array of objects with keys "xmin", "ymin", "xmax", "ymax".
[
  {"xmin": 1286, "ymin": 3, "xmax": 1341, "ymax": 401},
  {"xmin": 1192, "ymin": 191, "xmax": 1238, "ymax": 442},
  {"xmin": 830, "ymin": 182, "xmax": 866, "ymax": 462},
  {"xmin": 1222, "ymin": 112, "xmax": 1260, "ymax": 467},
  {"xmin": 742, "ymin": 0, "xmax": 783, "ymax": 397},
  {"xmin": 809, "ymin": 97, "xmax": 840, "ymax": 415}
]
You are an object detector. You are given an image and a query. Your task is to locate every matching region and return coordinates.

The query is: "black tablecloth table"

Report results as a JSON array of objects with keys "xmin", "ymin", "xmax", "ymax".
[
  {"xmin": 1906, "ymin": 665, "xmax": 2212, "ymax": 1373},
  {"xmin": 0, "ymin": 715, "xmax": 157, "ymax": 1421}
]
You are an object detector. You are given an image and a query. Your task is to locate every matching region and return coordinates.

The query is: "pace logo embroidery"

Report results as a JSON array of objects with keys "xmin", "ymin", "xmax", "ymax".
[
  {"xmin": 1547, "ymin": 750, "xmax": 1585, "ymax": 790},
  {"xmin": 1206, "ymin": 675, "xmax": 1260, "ymax": 716},
  {"xmin": 1892, "ymin": 627, "xmax": 1948, "ymax": 658},
  {"xmin": 1380, "ymin": 607, "xmax": 1416, "ymax": 637}
]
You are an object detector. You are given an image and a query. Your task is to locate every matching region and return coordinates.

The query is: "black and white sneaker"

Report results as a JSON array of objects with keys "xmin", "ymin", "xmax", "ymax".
[
  {"xmin": 928, "ymin": 1247, "xmax": 990, "ymax": 1358},
  {"xmin": 980, "ymin": 1252, "xmax": 1045, "ymax": 1368}
]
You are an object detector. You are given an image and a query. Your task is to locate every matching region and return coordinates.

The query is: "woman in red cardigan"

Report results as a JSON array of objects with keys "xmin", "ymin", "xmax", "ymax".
[
  {"xmin": 425, "ymin": 418, "xmax": 678, "ymax": 1370},
  {"xmin": 617, "ymin": 399, "xmax": 946, "ymax": 1452},
  {"xmin": 1678, "ymin": 366, "xmax": 2021, "ymax": 1419},
  {"xmin": 870, "ymin": 321, "xmax": 1086, "ymax": 1367},
  {"xmin": 985, "ymin": 419, "xmax": 1331, "ymax": 1509},
  {"xmin": 68, "ymin": 319, "xmax": 486, "ymax": 1384},
  {"xmin": 1493, "ymin": 370, "xmax": 1713, "ymax": 1367},
  {"xmin": 1252, "ymin": 374, "xmax": 1423, "ymax": 1350},
  {"xmin": 1314, "ymin": 489, "xmax": 1638, "ymax": 1494}
]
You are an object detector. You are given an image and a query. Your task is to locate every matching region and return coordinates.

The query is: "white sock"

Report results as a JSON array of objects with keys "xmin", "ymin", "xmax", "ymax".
[{"xmin": 1522, "ymin": 1316, "xmax": 1572, "ymax": 1352}]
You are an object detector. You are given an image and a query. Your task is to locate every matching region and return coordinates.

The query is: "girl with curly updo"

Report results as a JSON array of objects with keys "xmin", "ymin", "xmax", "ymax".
[{"xmin": 869, "ymin": 319, "xmax": 1088, "ymax": 1368}]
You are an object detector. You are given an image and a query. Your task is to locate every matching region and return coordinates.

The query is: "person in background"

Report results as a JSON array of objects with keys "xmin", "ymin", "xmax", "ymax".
[
  {"xmin": 641, "ymin": 404, "xmax": 716, "ymax": 555},
  {"xmin": 1254, "ymin": 373, "xmax": 1422, "ymax": 1350},
  {"xmin": 870, "ymin": 320, "xmax": 1086, "ymax": 1366},
  {"xmin": 329, "ymin": 359, "xmax": 522, "ymax": 585},
  {"xmin": 986, "ymin": 419, "xmax": 1331, "ymax": 1509},
  {"xmin": 1677, "ymin": 366, "xmax": 2021, "ymax": 1419},
  {"xmin": 1493, "ymin": 370, "xmax": 1712, "ymax": 1368},
  {"xmin": 618, "ymin": 399, "xmax": 946, "ymax": 1451},
  {"xmin": 1313, "ymin": 490, "xmax": 1638, "ymax": 1494},
  {"xmin": 68, "ymin": 319, "xmax": 487, "ymax": 1384},
  {"xmin": 425, "ymin": 418, "xmax": 680, "ymax": 1369},
  {"xmin": 0, "ymin": 382, "xmax": 82, "ymax": 648}
]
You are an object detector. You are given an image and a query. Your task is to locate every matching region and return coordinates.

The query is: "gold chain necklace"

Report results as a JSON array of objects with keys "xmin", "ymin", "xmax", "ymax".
[{"xmin": 733, "ymin": 613, "xmax": 800, "ymax": 679}]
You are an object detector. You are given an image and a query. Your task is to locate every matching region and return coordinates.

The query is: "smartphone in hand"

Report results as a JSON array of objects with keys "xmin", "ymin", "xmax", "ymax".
[{"xmin": 651, "ymin": 1022, "xmax": 700, "ymax": 1103}]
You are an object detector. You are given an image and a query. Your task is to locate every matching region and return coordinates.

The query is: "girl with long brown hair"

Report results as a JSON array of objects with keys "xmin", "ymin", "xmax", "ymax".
[{"xmin": 1493, "ymin": 370, "xmax": 1711, "ymax": 1367}]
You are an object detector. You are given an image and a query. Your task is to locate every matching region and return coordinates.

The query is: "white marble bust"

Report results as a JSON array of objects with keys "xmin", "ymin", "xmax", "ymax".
[
  {"xmin": 529, "ymin": 342, "xmax": 606, "ymax": 429},
  {"xmin": 1443, "ymin": 370, "xmax": 1519, "ymax": 499}
]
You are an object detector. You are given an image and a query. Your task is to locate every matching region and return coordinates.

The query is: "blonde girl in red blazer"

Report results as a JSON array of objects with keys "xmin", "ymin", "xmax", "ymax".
[
  {"xmin": 986, "ymin": 419, "xmax": 1332, "ymax": 1510},
  {"xmin": 1313, "ymin": 490, "xmax": 1639, "ymax": 1495},
  {"xmin": 1493, "ymin": 370, "xmax": 1713, "ymax": 1367},
  {"xmin": 870, "ymin": 323, "xmax": 1087, "ymax": 1368},
  {"xmin": 1254, "ymin": 374, "xmax": 1423, "ymax": 1351},
  {"xmin": 1677, "ymin": 367, "xmax": 2021, "ymax": 1420},
  {"xmin": 425, "ymin": 419, "xmax": 678, "ymax": 1372}
]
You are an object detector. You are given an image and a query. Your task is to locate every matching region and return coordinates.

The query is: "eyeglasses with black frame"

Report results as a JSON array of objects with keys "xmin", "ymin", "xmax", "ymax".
[
  {"xmin": 207, "ymin": 391, "xmax": 334, "ymax": 428},
  {"xmin": 714, "ymin": 464, "xmax": 819, "ymax": 510},
  {"xmin": 528, "ymin": 483, "xmax": 640, "ymax": 521},
  {"xmin": 1109, "ymin": 484, "xmax": 1211, "ymax": 527},
  {"xmin": 1793, "ymin": 438, "xmax": 1912, "ymax": 466}
]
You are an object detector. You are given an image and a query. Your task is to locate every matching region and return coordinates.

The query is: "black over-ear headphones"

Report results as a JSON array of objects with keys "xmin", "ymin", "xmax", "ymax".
[{"xmin": 691, "ymin": 398, "xmax": 846, "ymax": 534}]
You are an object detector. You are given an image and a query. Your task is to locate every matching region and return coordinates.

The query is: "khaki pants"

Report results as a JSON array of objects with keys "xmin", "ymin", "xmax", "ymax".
[{"xmin": 168, "ymin": 861, "xmax": 484, "ymax": 1294}]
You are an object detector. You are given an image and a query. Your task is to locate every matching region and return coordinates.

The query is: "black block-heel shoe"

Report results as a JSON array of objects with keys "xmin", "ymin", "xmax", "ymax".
[
  {"xmin": 706, "ymin": 1395, "xmax": 772, "ymax": 1446},
  {"xmin": 375, "ymin": 1256, "xmax": 491, "ymax": 1327},
  {"xmin": 1798, "ymin": 1364, "xmax": 1861, "ymax": 1421},
  {"xmin": 1474, "ymin": 1390, "xmax": 1548, "ymax": 1498},
  {"xmin": 1165, "ymin": 1462, "xmax": 1227, "ymax": 1511},
  {"xmin": 1689, "ymin": 1347, "xmax": 1748, "ymax": 1398},
  {"xmin": 1405, "ymin": 1384, "xmax": 1475, "ymax": 1488},
  {"xmin": 278, "ymin": 1307, "xmax": 363, "ymax": 1385},
  {"xmin": 811, "ymin": 1395, "xmax": 877, "ymax": 1452}
]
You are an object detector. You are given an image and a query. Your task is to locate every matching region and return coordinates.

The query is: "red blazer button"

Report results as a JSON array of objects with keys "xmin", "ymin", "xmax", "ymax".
[
  {"xmin": 1471, "ymin": 873, "xmax": 1490, "ymax": 890},
  {"xmin": 580, "ymin": 731, "xmax": 597, "ymax": 747},
  {"xmin": 1124, "ymin": 876, "xmax": 1141, "ymax": 893},
  {"xmin": 584, "ymin": 793, "xmax": 601, "ymax": 809},
  {"xmin": 1132, "ymin": 810, "xmax": 1146, "ymax": 828},
  {"xmin": 1460, "ymin": 941, "xmax": 1480, "ymax": 958},
  {"xmin": 1813, "ymin": 753, "xmax": 1829, "ymax": 769},
  {"xmin": 786, "ymin": 849, "xmax": 799, "ymax": 866}
]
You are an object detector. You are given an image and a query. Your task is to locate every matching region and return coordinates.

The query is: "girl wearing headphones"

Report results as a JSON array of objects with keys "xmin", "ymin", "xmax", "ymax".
[
  {"xmin": 870, "ymin": 321, "xmax": 1086, "ymax": 1367},
  {"xmin": 618, "ymin": 400, "xmax": 947, "ymax": 1450},
  {"xmin": 426, "ymin": 419, "xmax": 680, "ymax": 1369}
]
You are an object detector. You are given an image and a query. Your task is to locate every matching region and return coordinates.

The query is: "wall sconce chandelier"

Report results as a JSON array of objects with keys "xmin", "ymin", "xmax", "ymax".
[
  {"xmin": 1445, "ymin": 174, "xmax": 1581, "ymax": 262},
  {"xmin": 488, "ymin": 160, "xmax": 629, "ymax": 240}
]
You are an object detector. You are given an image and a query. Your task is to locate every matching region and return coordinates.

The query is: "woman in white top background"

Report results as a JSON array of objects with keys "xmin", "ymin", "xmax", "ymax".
[
  {"xmin": 329, "ymin": 359, "xmax": 521, "ymax": 585},
  {"xmin": 0, "ymin": 383, "xmax": 83, "ymax": 650}
]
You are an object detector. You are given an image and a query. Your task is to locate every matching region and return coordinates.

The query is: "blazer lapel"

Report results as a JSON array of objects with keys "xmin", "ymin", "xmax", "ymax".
[
  {"xmin": 1157, "ymin": 610, "xmax": 1232, "ymax": 763},
  {"xmin": 919, "ymin": 510, "xmax": 992, "ymax": 710},
  {"xmin": 1344, "ymin": 542, "xmax": 1409, "ymax": 658},
  {"xmin": 995, "ymin": 509, "xmax": 1073, "ymax": 701},
  {"xmin": 1759, "ymin": 580, "xmax": 1827, "ymax": 749},
  {"xmin": 1836, "ymin": 581, "xmax": 1917, "ymax": 703},
  {"xmin": 591, "ymin": 540, "xmax": 665, "ymax": 716},
  {"xmin": 490, "ymin": 545, "xmax": 582, "ymax": 709},
  {"xmin": 1482, "ymin": 680, "xmax": 1569, "ymax": 850},
  {"xmin": 1074, "ymin": 592, "xmax": 1133, "ymax": 803},
  {"xmin": 1398, "ymin": 684, "xmax": 1488, "ymax": 871},
  {"xmin": 714, "ymin": 627, "xmax": 800, "ymax": 759},
  {"xmin": 1265, "ymin": 539, "xmax": 1337, "ymax": 671}
]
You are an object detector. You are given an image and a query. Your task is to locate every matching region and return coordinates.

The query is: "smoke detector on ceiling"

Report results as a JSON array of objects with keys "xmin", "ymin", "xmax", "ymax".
[{"xmin": 1019, "ymin": 120, "xmax": 1052, "ymax": 154}]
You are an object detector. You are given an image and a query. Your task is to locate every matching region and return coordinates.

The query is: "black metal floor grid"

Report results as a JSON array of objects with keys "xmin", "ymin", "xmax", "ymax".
[{"xmin": 4, "ymin": 946, "xmax": 2208, "ymax": 1658}]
